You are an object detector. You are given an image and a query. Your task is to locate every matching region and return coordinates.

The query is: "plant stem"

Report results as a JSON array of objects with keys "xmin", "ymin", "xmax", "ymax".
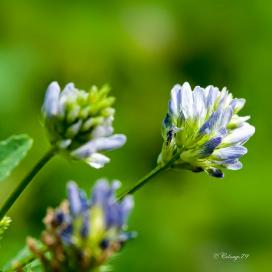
[
  {"xmin": 0, "ymin": 148, "xmax": 56, "ymax": 220},
  {"xmin": 118, "ymin": 152, "xmax": 181, "ymax": 200}
]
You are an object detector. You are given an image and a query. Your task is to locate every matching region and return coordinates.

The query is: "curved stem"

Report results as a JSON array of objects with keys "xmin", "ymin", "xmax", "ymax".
[
  {"xmin": 118, "ymin": 152, "xmax": 181, "ymax": 200},
  {"xmin": 0, "ymin": 148, "xmax": 56, "ymax": 220}
]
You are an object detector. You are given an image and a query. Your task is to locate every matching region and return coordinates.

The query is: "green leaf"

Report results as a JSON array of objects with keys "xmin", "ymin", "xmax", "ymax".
[
  {"xmin": 22, "ymin": 259, "xmax": 43, "ymax": 272},
  {"xmin": 3, "ymin": 240, "xmax": 43, "ymax": 272},
  {"xmin": 0, "ymin": 134, "xmax": 33, "ymax": 182},
  {"xmin": 3, "ymin": 245, "xmax": 32, "ymax": 271}
]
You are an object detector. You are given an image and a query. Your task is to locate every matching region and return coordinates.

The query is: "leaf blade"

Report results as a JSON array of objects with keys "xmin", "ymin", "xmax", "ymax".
[{"xmin": 0, "ymin": 134, "xmax": 33, "ymax": 182}]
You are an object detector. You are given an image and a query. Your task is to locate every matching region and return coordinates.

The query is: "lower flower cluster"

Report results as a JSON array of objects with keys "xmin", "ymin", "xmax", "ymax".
[{"xmin": 27, "ymin": 180, "xmax": 135, "ymax": 272}]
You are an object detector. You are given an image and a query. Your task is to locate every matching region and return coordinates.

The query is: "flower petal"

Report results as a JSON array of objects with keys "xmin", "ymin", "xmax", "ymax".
[
  {"xmin": 205, "ymin": 85, "xmax": 220, "ymax": 110},
  {"xmin": 228, "ymin": 115, "xmax": 251, "ymax": 128},
  {"xmin": 226, "ymin": 160, "xmax": 243, "ymax": 170},
  {"xmin": 92, "ymin": 134, "xmax": 127, "ymax": 152},
  {"xmin": 169, "ymin": 84, "xmax": 183, "ymax": 117},
  {"xmin": 199, "ymin": 109, "xmax": 222, "ymax": 134},
  {"xmin": 62, "ymin": 82, "xmax": 76, "ymax": 96},
  {"xmin": 193, "ymin": 86, "xmax": 206, "ymax": 120},
  {"xmin": 91, "ymin": 179, "xmax": 110, "ymax": 203},
  {"xmin": 169, "ymin": 82, "xmax": 194, "ymax": 119},
  {"xmin": 71, "ymin": 134, "xmax": 126, "ymax": 159},
  {"xmin": 213, "ymin": 145, "xmax": 247, "ymax": 160},
  {"xmin": 120, "ymin": 195, "xmax": 134, "ymax": 226},
  {"xmin": 230, "ymin": 98, "xmax": 246, "ymax": 113},
  {"xmin": 91, "ymin": 118, "xmax": 114, "ymax": 138},
  {"xmin": 211, "ymin": 159, "xmax": 243, "ymax": 170},
  {"xmin": 199, "ymin": 136, "xmax": 222, "ymax": 157},
  {"xmin": 180, "ymin": 82, "xmax": 193, "ymax": 119},
  {"xmin": 86, "ymin": 153, "xmax": 110, "ymax": 169},
  {"xmin": 43, "ymin": 81, "xmax": 60, "ymax": 117},
  {"xmin": 217, "ymin": 87, "xmax": 232, "ymax": 110},
  {"xmin": 223, "ymin": 123, "xmax": 255, "ymax": 145},
  {"xmin": 218, "ymin": 106, "xmax": 233, "ymax": 128},
  {"xmin": 67, "ymin": 181, "xmax": 82, "ymax": 215}
]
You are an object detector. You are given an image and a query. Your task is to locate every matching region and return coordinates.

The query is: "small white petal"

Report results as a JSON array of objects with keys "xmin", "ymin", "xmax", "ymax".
[
  {"xmin": 92, "ymin": 125, "xmax": 114, "ymax": 138},
  {"xmin": 86, "ymin": 153, "xmax": 110, "ymax": 168},
  {"xmin": 180, "ymin": 82, "xmax": 193, "ymax": 119},
  {"xmin": 170, "ymin": 84, "xmax": 182, "ymax": 117},
  {"xmin": 59, "ymin": 82, "xmax": 77, "ymax": 116},
  {"xmin": 225, "ymin": 92, "xmax": 233, "ymax": 107},
  {"xmin": 43, "ymin": 81, "xmax": 60, "ymax": 117},
  {"xmin": 205, "ymin": 86, "xmax": 219, "ymax": 107},
  {"xmin": 193, "ymin": 86, "xmax": 206, "ymax": 121},
  {"xmin": 71, "ymin": 141, "xmax": 97, "ymax": 159},
  {"xmin": 88, "ymin": 134, "xmax": 126, "ymax": 152},
  {"xmin": 63, "ymin": 82, "xmax": 76, "ymax": 95},
  {"xmin": 91, "ymin": 118, "xmax": 114, "ymax": 138},
  {"xmin": 213, "ymin": 145, "xmax": 247, "ymax": 160},
  {"xmin": 230, "ymin": 98, "xmax": 246, "ymax": 113},
  {"xmin": 212, "ymin": 159, "xmax": 243, "ymax": 170},
  {"xmin": 226, "ymin": 161, "xmax": 243, "ymax": 170},
  {"xmin": 217, "ymin": 87, "xmax": 229, "ymax": 109},
  {"xmin": 223, "ymin": 123, "xmax": 255, "ymax": 145},
  {"xmin": 71, "ymin": 134, "xmax": 127, "ymax": 159},
  {"xmin": 218, "ymin": 106, "xmax": 233, "ymax": 129},
  {"xmin": 229, "ymin": 115, "xmax": 251, "ymax": 128}
]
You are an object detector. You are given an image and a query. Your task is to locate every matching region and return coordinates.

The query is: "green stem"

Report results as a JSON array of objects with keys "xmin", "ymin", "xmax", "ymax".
[
  {"xmin": 118, "ymin": 152, "xmax": 181, "ymax": 200},
  {"xmin": 0, "ymin": 148, "xmax": 56, "ymax": 220}
]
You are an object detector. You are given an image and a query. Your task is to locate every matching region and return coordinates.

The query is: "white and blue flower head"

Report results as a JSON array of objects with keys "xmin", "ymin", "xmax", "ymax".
[
  {"xmin": 158, "ymin": 82, "xmax": 255, "ymax": 178},
  {"xmin": 30, "ymin": 180, "xmax": 135, "ymax": 270},
  {"xmin": 42, "ymin": 81, "xmax": 126, "ymax": 168}
]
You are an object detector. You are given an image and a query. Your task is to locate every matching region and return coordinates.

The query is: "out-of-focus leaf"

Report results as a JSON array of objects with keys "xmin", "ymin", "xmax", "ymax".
[
  {"xmin": 23, "ymin": 259, "xmax": 43, "ymax": 272},
  {"xmin": 0, "ymin": 134, "xmax": 33, "ymax": 182},
  {"xmin": 0, "ymin": 216, "xmax": 11, "ymax": 241},
  {"xmin": 3, "ymin": 240, "xmax": 43, "ymax": 272}
]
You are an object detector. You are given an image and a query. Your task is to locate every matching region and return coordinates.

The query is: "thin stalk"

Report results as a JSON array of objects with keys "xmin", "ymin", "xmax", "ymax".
[
  {"xmin": 0, "ymin": 148, "xmax": 56, "ymax": 220},
  {"xmin": 118, "ymin": 152, "xmax": 181, "ymax": 200}
]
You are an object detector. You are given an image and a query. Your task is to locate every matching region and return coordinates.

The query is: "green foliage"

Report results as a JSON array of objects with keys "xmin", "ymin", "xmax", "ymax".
[
  {"xmin": 3, "ymin": 241, "xmax": 43, "ymax": 272},
  {"xmin": 0, "ymin": 216, "xmax": 11, "ymax": 241},
  {"xmin": 22, "ymin": 260, "xmax": 42, "ymax": 272},
  {"xmin": 0, "ymin": 135, "xmax": 33, "ymax": 182}
]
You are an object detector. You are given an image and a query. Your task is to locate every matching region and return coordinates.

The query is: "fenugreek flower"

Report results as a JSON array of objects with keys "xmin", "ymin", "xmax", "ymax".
[
  {"xmin": 28, "ymin": 180, "xmax": 135, "ymax": 271},
  {"xmin": 158, "ymin": 82, "xmax": 255, "ymax": 178},
  {"xmin": 42, "ymin": 82, "xmax": 126, "ymax": 168}
]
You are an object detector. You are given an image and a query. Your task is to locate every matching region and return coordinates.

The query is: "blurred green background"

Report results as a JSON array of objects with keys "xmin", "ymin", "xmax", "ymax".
[{"xmin": 0, "ymin": 1, "xmax": 271, "ymax": 271}]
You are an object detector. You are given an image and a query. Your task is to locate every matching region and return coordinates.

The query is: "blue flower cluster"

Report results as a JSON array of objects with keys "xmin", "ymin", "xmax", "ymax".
[
  {"xmin": 28, "ymin": 180, "xmax": 134, "ymax": 271},
  {"xmin": 158, "ymin": 82, "xmax": 255, "ymax": 177}
]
